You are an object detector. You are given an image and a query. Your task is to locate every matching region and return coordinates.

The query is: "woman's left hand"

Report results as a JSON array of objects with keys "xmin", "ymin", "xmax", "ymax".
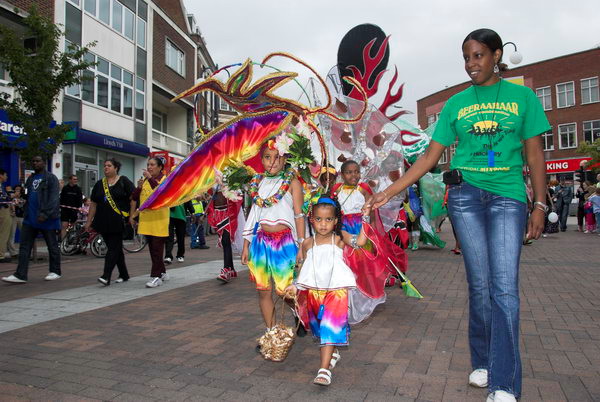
[{"xmin": 526, "ymin": 208, "xmax": 545, "ymax": 240}]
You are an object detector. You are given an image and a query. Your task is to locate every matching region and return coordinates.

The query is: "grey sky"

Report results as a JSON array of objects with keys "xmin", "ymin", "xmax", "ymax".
[{"xmin": 184, "ymin": 0, "xmax": 600, "ymax": 125}]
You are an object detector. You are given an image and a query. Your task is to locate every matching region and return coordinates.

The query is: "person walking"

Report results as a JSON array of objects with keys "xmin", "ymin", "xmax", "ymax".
[
  {"xmin": 365, "ymin": 29, "xmax": 550, "ymax": 401},
  {"xmin": 86, "ymin": 159, "xmax": 135, "ymax": 286},
  {"xmin": 7, "ymin": 184, "xmax": 25, "ymax": 258},
  {"xmin": 0, "ymin": 169, "xmax": 12, "ymax": 263},
  {"xmin": 130, "ymin": 157, "xmax": 169, "ymax": 288},
  {"xmin": 554, "ymin": 177, "xmax": 573, "ymax": 232},
  {"xmin": 164, "ymin": 201, "xmax": 194, "ymax": 264},
  {"xmin": 2, "ymin": 156, "xmax": 62, "ymax": 283},
  {"xmin": 60, "ymin": 175, "xmax": 83, "ymax": 240}
]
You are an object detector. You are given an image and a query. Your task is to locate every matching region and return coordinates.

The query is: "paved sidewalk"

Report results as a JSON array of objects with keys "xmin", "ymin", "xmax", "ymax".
[{"xmin": 0, "ymin": 224, "xmax": 599, "ymax": 401}]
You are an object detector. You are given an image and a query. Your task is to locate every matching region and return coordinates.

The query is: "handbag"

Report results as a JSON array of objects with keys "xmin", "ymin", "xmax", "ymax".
[
  {"xmin": 257, "ymin": 296, "xmax": 299, "ymax": 362},
  {"xmin": 102, "ymin": 178, "xmax": 134, "ymax": 240}
]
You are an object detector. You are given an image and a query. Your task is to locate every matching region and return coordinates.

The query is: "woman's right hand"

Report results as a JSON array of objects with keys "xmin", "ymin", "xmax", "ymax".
[
  {"xmin": 362, "ymin": 191, "xmax": 390, "ymax": 215},
  {"xmin": 129, "ymin": 217, "xmax": 137, "ymax": 227}
]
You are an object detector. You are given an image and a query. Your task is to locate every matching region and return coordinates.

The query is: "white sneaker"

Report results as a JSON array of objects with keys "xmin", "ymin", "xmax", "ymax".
[
  {"xmin": 468, "ymin": 368, "xmax": 488, "ymax": 388},
  {"xmin": 146, "ymin": 277, "xmax": 163, "ymax": 288},
  {"xmin": 542, "ymin": 234, "xmax": 548, "ymax": 238},
  {"xmin": 164, "ymin": 257, "xmax": 172, "ymax": 264},
  {"xmin": 115, "ymin": 278, "xmax": 126, "ymax": 283},
  {"xmin": 486, "ymin": 390, "xmax": 517, "ymax": 402},
  {"xmin": 160, "ymin": 272, "xmax": 170, "ymax": 281},
  {"xmin": 176, "ymin": 257, "xmax": 184, "ymax": 263},
  {"xmin": 44, "ymin": 273, "xmax": 61, "ymax": 281},
  {"xmin": 1, "ymin": 274, "xmax": 27, "ymax": 284}
]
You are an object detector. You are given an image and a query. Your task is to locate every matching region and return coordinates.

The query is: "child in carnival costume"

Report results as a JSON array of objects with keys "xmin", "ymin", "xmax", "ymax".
[{"xmin": 241, "ymin": 135, "xmax": 306, "ymax": 337}]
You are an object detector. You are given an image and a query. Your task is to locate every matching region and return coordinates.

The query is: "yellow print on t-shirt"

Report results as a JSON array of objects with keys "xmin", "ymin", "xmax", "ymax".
[{"xmin": 457, "ymin": 102, "xmax": 519, "ymax": 120}]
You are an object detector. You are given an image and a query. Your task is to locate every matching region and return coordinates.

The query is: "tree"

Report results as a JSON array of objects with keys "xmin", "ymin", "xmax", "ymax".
[
  {"xmin": 0, "ymin": 5, "xmax": 95, "ymax": 161},
  {"xmin": 576, "ymin": 138, "xmax": 600, "ymax": 176}
]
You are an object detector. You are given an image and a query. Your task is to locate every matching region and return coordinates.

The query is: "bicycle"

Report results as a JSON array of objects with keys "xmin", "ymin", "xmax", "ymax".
[
  {"xmin": 60, "ymin": 220, "xmax": 106, "ymax": 257},
  {"xmin": 122, "ymin": 225, "xmax": 147, "ymax": 253}
]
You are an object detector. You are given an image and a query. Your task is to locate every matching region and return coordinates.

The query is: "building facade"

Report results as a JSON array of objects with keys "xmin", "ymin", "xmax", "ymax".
[
  {"xmin": 0, "ymin": 0, "xmax": 219, "ymax": 195},
  {"xmin": 417, "ymin": 48, "xmax": 600, "ymax": 183}
]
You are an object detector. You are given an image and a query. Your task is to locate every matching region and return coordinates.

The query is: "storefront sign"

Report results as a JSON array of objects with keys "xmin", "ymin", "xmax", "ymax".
[
  {"xmin": 546, "ymin": 157, "xmax": 592, "ymax": 173},
  {"xmin": 63, "ymin": 122, "xmax": 149, "ymax": 157},
  {"xmin": 0, "ymin": 110, "xmax": 26, "ymax": 136}
]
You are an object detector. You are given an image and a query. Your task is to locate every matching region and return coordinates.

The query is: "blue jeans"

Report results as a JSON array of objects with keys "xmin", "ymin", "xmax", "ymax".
[
  {"xmin": 15, "ymin": 223, "xmax": 61, "ymax": 281},
  {"xmin": 447, "ymin": 182, "xmax": 526, "ymax": 398},
  {"xmin": 190, "ymin": 216, "xmax": 206, "ymax": 247}
]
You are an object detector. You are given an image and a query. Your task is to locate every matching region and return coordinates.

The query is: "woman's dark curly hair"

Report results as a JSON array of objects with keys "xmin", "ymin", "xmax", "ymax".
[{"xmin": 309, "ymin": 196, "xmax": 343, "ymax": 237}]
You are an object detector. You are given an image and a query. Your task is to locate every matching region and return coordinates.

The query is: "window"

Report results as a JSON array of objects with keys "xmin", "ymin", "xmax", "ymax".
[
  {"xmin": 135, "ymin": 77, "xmax": 145, "ymax": 121},
  {"xmin": 583, "ymin": 120, "xmax": 600, "ymax": 143},
  {"xmin": 81, "ymin": 70, "xmax": 95, "ymax": 102},
  {"xmin": 427, "ymin": 114, "xmax": 436, "ymax": 127},
  {"xmin": 558, "ymin": 123, "xmax": 577, "ymax": 149},
  {"xmin": 536, "ymin": 86, "xmax": 552, "ymax": 111},
  {"xmin": 112, "ymin": 0, "xmax": 122, "ymax": 32},
  {"xmin": 97, "ymin": 76, "xmax": 109, "ymax": 108},
  {"xmin": 152, "ymin": 110, "xmax": 168, "ymax": 132},
  {"xmin": 136, "ymin": 17, "xmax": 146, "ymax": 48},
  {"xmin": 581, "ymin": 77, "xmax": 599, "ymax": 104},
  {"xmin": 542, "ymin": 128, "xmax": 554, "ymax": 151},
  {"xmin": 67, "ymin": 0, "xmax": 80, "ymax": 6},
  {"xmin": 439, "ymin": 149, "xmax": 448, "ymax": 164},
  {"xmin": 98, "ymin": 0, "xmax": 110, "ymax": 24},
  {"xmin": 556, "ymin": 82, "xmax": 575, "ymax": 108},
  {"xmin": 123, "ymin": 7, "xmax": 134, "ymax": 41},
  {"xmin": 220, "ymin": 98, "xmax": 230, "ymax": 111},
  {"xmin": 84, "ymin": 0, "xmax": 96, "ymax": 16},
  {"xmin": 166, "ymin": 40, "xmax": 185, "ymax": 76}
]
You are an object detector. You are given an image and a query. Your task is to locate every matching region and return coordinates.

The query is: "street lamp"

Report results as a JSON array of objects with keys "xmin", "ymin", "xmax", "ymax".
[{"xmin": 503, "ymin": 42, "xmax": 523, "ymax": 65}]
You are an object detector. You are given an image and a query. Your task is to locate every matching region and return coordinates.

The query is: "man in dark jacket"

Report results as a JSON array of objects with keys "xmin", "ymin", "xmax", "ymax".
[
  {"xmin": 2, "ymin": 156, "xmax": 62, "ymax": 283},
  {"xmin": 60, "ymin": 174, "xmax": 83, "ymax": 239},
  {"xmin": 555, "ymin": 177, "xmax": 574, "ymax": 232}
]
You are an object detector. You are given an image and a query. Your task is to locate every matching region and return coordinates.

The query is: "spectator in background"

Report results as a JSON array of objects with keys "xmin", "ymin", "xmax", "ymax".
[
  {"xmin": 60, "ymin": 175, "xmax": 83, "ymax": 239},
  {"xmin": 7, "ymin": 185, "xmax": 25, "ymax": 258},
  {"xmin": 164, "ymin": 201, "xmax": 195, "ymax": 264},
  {"xmin": 554, "ymin": 177, "xmax": 574, "ymax": 232},
  {"xmin": 0, "ymin": 169, "xmax": 12, "ymax": 263},
  {"xmin": 190, "ymin": 195, "xmax": 209, "ymax": 249},
  {"xmin": 2, "ymin": 156, "xmax": 61, "ymax": 283},
  {"xmin": 576, "ymin": 181, "xmax": 592, "ymax": 232}
]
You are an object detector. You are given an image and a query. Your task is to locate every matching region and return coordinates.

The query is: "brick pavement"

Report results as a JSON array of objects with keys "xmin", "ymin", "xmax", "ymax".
[{"xmin": 0, "ymin": 222, "xmax": 599, "ymax": 401}]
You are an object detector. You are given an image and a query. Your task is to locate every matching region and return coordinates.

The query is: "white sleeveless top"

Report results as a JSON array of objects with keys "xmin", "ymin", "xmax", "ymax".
[
  {"xmin": 338, "ymin": 186, "xmax": 366, "ymax": 215},
  {"xmin": 296, "ymin": 236, "xmax": 356, "ymax": 290},
  {"xmin": 242, "ymin": 175, "xmax": 296, "ymax": 242}
]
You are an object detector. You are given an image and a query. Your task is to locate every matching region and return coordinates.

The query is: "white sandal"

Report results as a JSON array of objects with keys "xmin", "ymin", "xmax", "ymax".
[
  {"xmin": 329, "ymin": 349, "xmax": 341, "ymax": 370},
  {"xmin": 313, "ymin": 368, "xmax": 332, "ymax": 386}
]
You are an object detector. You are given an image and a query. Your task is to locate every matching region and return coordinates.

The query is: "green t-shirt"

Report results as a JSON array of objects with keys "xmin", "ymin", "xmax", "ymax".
[
  {"xmin": 169, "ymin": 204, "xmax": 186, "ymax": 221},
  {"xmin": 432, "ymin": 79, "xmax": 550, "ymax": 202}
]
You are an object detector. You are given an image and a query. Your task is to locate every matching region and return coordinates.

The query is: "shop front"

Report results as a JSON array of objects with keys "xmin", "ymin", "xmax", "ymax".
[
  {"xmin": 545, "ymin": 157, "xmax": 592, "ymax": 182},
  {"xmin": 63, "ymin": 123, "xmax": 150, "ymax": 196}
]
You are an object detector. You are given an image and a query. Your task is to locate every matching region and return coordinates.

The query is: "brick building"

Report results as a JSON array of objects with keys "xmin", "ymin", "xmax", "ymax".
[{"xmin": 417, "ymin": 47, "xmax": 600, "ymax": 183}]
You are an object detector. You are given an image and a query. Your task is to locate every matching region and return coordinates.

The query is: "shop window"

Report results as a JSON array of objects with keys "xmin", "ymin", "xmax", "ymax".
[
  {"xmin": 136, "ymin": 17, "xmax": 146, "ymax": 49},
  {"xmin": 542, "ymin": 128, "xmax": 554, "ymax": 151},
  {"xmin": 166, "ymin": 40, "xmax": 185, "ymax": 76},
  {"xmin": 112, "ymin": 0, "xmax": 122, "ymax": 32},
  {"xmin": 558, "ymin": 123, "xmax": 577, "ymax": 149},
  {"xmin": 84, "ymin": 0, "xmax": 96, "ymax": 16},
  {"xmin": 583, "ymin": 120, "xmax": 600, "ymax": 143},
  {"xmin": 535, "ymin": 86, "xmax": 552, "ymax": 111},
  {"xmin": 581, "ymin": 77, "xmax": 599, "ymax": 104},
  {"xmin": 556, "ymin": 82, "xmax": 575, "ymax": 108}
]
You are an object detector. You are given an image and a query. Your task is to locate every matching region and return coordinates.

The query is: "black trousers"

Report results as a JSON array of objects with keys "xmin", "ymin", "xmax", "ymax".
[
  {"xmin": 221, "ymin": 230, "xmax": 234, "ymax": 271},
  {"xmin": 15, "ymin": 223, "xmax": 61, "ymax": 281},
  {"xmin": 147, "ymin": 235, "xmax": 167, "ymax": 277},
  {"xmin": 101, "ymin": 231, "xmax": 129, "ymax": 282},
  {"xmin": 165, "ymin": 218, "xmax": 186, "ymax": 259}
]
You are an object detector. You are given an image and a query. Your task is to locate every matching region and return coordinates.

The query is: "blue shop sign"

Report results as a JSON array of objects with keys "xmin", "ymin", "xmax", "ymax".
[
  {"xmin": 0, "ymin": 109, "xmax": 56, "ymax": 148},
  {"xmin": 63, "ymin": 122, "xmax": 149, "ymax": 157}
]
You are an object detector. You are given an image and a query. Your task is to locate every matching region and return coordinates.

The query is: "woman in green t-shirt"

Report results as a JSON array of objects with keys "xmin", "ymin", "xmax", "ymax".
[{"xmin": 365, "ymin": 29, "xmax": 549, "ymax": 402}]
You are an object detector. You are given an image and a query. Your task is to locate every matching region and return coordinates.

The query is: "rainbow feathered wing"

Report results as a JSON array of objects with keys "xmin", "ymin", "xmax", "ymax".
[{"xmin": 140, "ymin": 110, "xmax": 291, "ymax": 211}]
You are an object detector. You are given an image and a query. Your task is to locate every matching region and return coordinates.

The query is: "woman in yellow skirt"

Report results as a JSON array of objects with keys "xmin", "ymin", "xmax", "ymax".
[{"xmin": 130, "ymin": 157, "xmax": 170, "ymax": 288}]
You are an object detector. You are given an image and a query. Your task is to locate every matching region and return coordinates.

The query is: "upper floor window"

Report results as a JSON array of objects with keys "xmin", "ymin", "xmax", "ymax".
[
  {"xmin": 535, "ymin": 86, "xmax": 552, "ymax": 111},
  {"xmin": 166, "ymin": 40, "xmax": 185, "ymax": 76},
  {"xmin": 558, "ymin": 123, "xmax": 577, "ymax": 149},
  {"xmin": 84, "ymin": 0, "xmax": 135, "ymax": 42},
  {"xmin": 0, "ymin": 63, "xmax": 8, "ymax": 83},
  {"xmin": 220, "ymin": 98, "xmax": 230, "ymax": 112},
  {"xmin": 583, "ymin": 120, "xmax": 600, "ymax": 143},
  {"xmin": 136, "ymin": 17, "xmax": 146, "ymax": 49},
  {"xmin": 556, "ymin": 82, "xmax": 575, "ymax": 108},
  {"xmin": 152, "ymin": 110, "xmax": 168, "ymax": 133},
  {"xmin": 84, "ymin": 0, "xmax": 96, "ymax": 15},
  {"xmin": 542, "ymin": 128, "xmax": 554, "ymax": 151},
  {"xmin": 581, "ymin": 77, "xmax": 599, "ymax": 105},
  {"xmin": 67, "ymin": 0, "xmax": 80, "ymax": 7}
]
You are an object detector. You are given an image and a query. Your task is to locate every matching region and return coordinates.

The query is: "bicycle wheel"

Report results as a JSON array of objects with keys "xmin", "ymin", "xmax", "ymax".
[
  {"xmin": 90, "ymin": 233, "xmax": 107, "ymax": 258},
  {"xmin": 123, "ymin": 226, "xmax": 148, "ymax": 253},
  {"xmin": 60, "ymin": 230, "xmax": 80, "ymax": 256}
]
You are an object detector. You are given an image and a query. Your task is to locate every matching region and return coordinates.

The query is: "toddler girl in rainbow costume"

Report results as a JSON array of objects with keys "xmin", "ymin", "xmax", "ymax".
[{"xmin": 241, "ymin": 141, "xmax": 306, "ymax": 334}]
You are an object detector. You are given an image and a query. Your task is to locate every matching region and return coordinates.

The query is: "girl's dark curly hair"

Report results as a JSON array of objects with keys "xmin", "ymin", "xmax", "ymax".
[{"xmin": 309, "ymin": 196, "xmax": 343, "ymax": 237}]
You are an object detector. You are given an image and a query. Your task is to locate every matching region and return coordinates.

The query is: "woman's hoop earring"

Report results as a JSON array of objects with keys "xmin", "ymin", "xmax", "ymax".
[{"xmin": 493, "ymin": 64, "xmax": 500, "ymax": 74}]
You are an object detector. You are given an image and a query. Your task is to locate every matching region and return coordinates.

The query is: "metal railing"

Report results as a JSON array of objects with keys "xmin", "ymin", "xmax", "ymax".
[{"xmin": 151, "ymin": 129, "xmax": 191, "ymax": 156}]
